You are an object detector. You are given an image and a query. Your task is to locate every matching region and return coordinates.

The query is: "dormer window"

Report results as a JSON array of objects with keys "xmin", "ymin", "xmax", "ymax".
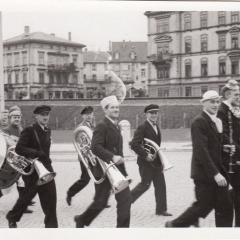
[
  {"xmin": 130, "ymin": 52, "xmax": 135, "ymax": 60},
  {"xmin": 114, "ymin": 52, "xmax": 120, "ymax": 60}
]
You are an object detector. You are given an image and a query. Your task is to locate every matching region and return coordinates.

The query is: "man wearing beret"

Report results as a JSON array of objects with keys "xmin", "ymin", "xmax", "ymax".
[
  {"xmin": 217, "ymin": 79, "xmax": 240, "ymax": 227},
  {"xmin": 0, "ymin": 109, "xmax": 9, "ymax": 130},
  {"xmin": 74, "ymin": 96, "xmax": 131, "ymax": 228},
  {"xmin": 66, "ymin": 106, "xmax": 96, "ymax": 205},
  {"xmin": 6, "ymin": 105, "xmax": 58, "ymax": 228},
  {"xmin": 166, "ymin": 90, "xmax": 234, "ymax": 227},
  {"xmin": 130, "ymin": 104, "xmax": 172, "ymax": 216}
]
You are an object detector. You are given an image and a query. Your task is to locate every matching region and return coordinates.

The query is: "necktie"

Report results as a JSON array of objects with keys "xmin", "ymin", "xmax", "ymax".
[
  {"xmin": 44, "ymin": 126, "xmax": 48, "ymax": 133},
  {"xmin": 152, "ymin": 122, "xmax": 158, "ymax": 134},
  {"xmin": 113, "ymin": 120, "xmax": 119, "ymax": 130}
]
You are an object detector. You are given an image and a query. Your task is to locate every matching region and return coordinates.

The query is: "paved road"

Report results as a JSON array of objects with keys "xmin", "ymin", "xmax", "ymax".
[{"xmin": 0, "ymin": 151, "xmax": 217, "ymax": 229}]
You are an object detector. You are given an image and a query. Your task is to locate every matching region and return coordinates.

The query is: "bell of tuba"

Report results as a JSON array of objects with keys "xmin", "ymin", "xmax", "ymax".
[
  {"xmin": 73, "ymin": 125, "xmax": 129, "ymax": 194},
  {"xmin": 143, "ymin": 138, "xmax": 173, "ymax": 172}
]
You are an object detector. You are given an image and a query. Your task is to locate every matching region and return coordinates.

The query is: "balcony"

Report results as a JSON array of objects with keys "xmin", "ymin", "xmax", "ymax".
[
  {"xmin": 47, "ymin": 62, "xmax": 76, "ymax": 72},
  {"xmin": 149, "ymin": 53, "xmax": 173, "ymax": 64}
]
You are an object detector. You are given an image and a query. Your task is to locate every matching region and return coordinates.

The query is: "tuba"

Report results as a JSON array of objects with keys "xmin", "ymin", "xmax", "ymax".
[{"xmin": 73, "ymin": 125, "xmax": 129, "ymax": 194}]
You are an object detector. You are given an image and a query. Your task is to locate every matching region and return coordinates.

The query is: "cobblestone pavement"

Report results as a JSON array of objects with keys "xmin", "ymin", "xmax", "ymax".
[{"xmin": 0, "ymin": 151, "xmax": 218, "ymax": 229}]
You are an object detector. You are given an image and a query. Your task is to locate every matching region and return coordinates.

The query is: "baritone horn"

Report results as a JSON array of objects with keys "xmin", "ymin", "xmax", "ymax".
[
  {"xmin": 73, "ymin": 126, "xmax": 129, "ymax": 194},
  {"xmin": 6, "ymin": 146, "xmax": 56, "ymax": 186}
]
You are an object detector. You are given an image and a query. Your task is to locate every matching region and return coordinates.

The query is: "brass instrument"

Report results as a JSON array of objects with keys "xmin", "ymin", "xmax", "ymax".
[{"xmin": 73, "ymin": 125, "xmax": 129, "ymax": 194}]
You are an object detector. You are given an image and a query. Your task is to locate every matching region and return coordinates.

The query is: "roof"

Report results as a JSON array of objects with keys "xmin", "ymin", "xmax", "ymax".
[
  {"xmin": 4, "ymin": 32, "xmax": 86, "ymax": 47},
  {"xmin": 83, "ymin": 51, "xmax": 111, "ymax": 63},
  {"xmin": 110, "ymin": 41, "xmax": 148, "ymax": 62}
]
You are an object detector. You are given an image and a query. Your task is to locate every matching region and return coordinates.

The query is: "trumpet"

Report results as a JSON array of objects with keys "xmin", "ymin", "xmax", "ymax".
[{"xmin": 73, "ymin": 126, "xmax": 129, "ymax": 194}]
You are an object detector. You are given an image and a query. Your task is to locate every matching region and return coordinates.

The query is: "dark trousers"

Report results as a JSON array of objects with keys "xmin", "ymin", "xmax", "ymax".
[
  {"xmin": 7, "ymin": 166, "xmax": 58, "ymax": 228},
  {"xmin": 131, "ymin": 163, "xmax": 167, "ymax": 212},
  {"xmin": 171, "ymin": 180, "xmax": 233, "ymax": 227},
  {"xmin": 67, "ymin": 161, "xmax": 90, "ymax": 197},
  {"xmin": 80, "ymin": 178, "xmax": 131, "ymax": 228},
  {"xmin": 228, "ymin": 165, "xmax": 240, "ymax": 227}
]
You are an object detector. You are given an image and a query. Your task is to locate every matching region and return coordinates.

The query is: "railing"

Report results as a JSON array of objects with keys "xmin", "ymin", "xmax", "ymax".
[{"xmin": 148, "ymin": 53, "xmax": 173, "ymax": 62}]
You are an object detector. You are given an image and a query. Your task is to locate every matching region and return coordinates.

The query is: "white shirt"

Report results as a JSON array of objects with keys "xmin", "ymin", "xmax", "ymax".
[{"xmin": 203, "ymin": 110, "xmax": 222, "ymax": 133}]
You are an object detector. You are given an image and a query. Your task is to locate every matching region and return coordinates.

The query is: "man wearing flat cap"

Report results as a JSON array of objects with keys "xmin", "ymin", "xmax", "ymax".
[
  {"xmin": 0, "ymin": 109, "xmax": 9, "ymax": 130},
  {"xmin": 217, "ymin": 79, "xmax": 240, "ymax": 227},
  {"xmin": 6, "ymin": 105, "xmax": 58, "ymax": 228},
  {"xmin": 166, "ymin": 90, "xmax": 234, "ymax": 227},
  {"xmin": 66, "ymin": 106, "xmax": 98, "ymax": 206},
  {"xmin": 74, "ymin": 95, "xmax": 131, "ymax": 228},
  {"xmin": 130, "ymin": 104, "xmax": 171, "ymax": 216}
]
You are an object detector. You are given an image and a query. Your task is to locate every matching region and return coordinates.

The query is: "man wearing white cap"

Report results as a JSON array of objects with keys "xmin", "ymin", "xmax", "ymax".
[
  {"xmin": 166, "ymin": 90, "xmax": 234, "ymax": 227},
  {"xmin": 218, "ymin": 79, "xmax": 240, "ymax": 227},
  {"xmin": 74, "ymin": 95, "xmax": 131, "ymax": 228}
]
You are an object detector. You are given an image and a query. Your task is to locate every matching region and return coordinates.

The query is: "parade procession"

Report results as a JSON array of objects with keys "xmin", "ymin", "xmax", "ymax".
[{"xmin": 1, "ymin": 9, "xmax": 240, "ymax": 233}]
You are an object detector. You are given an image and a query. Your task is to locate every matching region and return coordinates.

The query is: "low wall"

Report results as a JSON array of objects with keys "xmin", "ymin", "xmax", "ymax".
[{"xmin": 5, "ymin": 97, "xmax": 203, "ymax": 130}]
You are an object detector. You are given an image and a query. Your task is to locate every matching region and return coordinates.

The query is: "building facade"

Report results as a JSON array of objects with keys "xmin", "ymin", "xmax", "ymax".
[
  {"xmin": 4, "ymin": 26, "xmax": 85, "ymax": 100},
  {"xmin": 145, "ymin": 11, "xmax": 240, "ymax": 97}
]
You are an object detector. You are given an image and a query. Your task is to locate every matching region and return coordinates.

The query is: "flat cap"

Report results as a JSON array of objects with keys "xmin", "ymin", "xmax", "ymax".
[
  {"xmin": 81, "ymin": 106, "xmax": 93, "ymax": 115},
  {"xmin": 9, "ymin": 106, "xmax": 21, "ymax": 116},
  {"xmin": 200, "ymin": 90, "xmax": 221, "ymax": 102},
  {"xmin": 144, "ymin": 104, "xmax": 159, "ymax": 113},
  {"xmin": 33, "ymin": 105, "xmax": 51, "ymax": 114}
]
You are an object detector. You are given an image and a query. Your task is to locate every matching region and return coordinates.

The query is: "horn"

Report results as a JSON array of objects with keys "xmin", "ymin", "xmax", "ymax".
[
  {"xmin": 143, "ymin": 138, "xmax": 173, "ymax": 172},
  {"xmin": 73, "ymin": 125, "xmax": 129, "ymax": 194}
]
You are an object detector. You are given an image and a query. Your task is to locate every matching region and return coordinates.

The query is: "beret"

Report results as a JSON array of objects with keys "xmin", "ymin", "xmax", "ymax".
[
  {"xmin": 9, "ymin": 106, "xmax": 21, "ymax": 116},
  {"xmin": 144, "ymin": 104, "xmax": 159, "ymax": 113},
  {"xmin": 81, "ymin": 106, "xmax": 93, "ymax": 115},
  {"xmin": 33, "ymin": 105, "xmax": 51, "ymax": 114}
]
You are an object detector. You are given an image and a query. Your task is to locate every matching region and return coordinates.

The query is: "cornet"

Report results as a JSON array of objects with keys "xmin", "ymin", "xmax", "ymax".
[{"xmin": 73, "ymin": 126, "xmax": 129, "ymax": 194}]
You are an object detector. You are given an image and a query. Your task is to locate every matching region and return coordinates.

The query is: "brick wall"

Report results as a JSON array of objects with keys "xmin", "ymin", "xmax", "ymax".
[{"xmin": 5, "ymin": 97, "xmax": 203, "ymax": 130}]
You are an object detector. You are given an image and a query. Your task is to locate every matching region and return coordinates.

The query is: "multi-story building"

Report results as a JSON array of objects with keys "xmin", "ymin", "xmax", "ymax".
[
  {"xmin": 109, "ymin": 41, "xmax": 148, "ymax": 95},
  {"xmin": 4, "ymin": 26, "xmax": 85, "ymax": 99},
  {"xmin": 145, "ymin": 11, "xmax": 240, "ymax": 97}
]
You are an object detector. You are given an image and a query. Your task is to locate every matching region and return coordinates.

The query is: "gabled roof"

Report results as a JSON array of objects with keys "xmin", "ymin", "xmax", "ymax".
[
  {"xmin": 110, "ymin": 41, "xmax": 148, "ymax": 62},
  {"xmin": 4, "ymin": 32, "xmax": 86, "ymax": 47},
  {"xmin": 83, "ymin": 51, "xmax": 111, "ymax": 63}
]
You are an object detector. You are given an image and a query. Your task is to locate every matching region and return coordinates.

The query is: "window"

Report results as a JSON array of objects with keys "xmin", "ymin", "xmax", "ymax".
[
  {"xmin": 73, "ymin": 57, "xmax": 77, "ymax": 66},
  {"xmin": 231, "ymin": 59, "xmax": 239, "ymax": 75},
  {"xmin": 200, "ymin": 12, "xmax": 207, "ymax": 28},
  {"xmin": 219, "ymin": 57, "xmax": 226, "ymax": 75},
  {"xmin": 22, "ymin": 53, "xmax": 27, "ymax": 65},
  {"xmin": 201, "ymin": 58, "xmax": 208, "ymax": 76},
  {"xmin": 185, "ymin": 87, "xmax": 192, "ymax": 97},
  {"xmin": 164, "ymin": 89, "xmax": 169, "ymax": 97},
  {"xmin": 63, "ymin": 74, "xmax": 68, "ymax": 83},
  {"xmin": 39, "ymin": 72, "xmax": 44, "ymax": 83},
  {"xmin": 158, "ymin": 89, "xmax": 163, "ymax": 97},
  {"xmin": 157, "ymin": 42, "xmax": 169, "ymax": 55},
  {"xmin": 231, "ymin": 11, "xmax": 239, "ymax": 23},
  {"xmin": 7, "ymin": 55, "xmax": 12, "ymax": 66},
  {"xmin": 114, "ymin": 52, "xmax": 120, "ymax": 59},
  {"xmin": 185, "ymin": 36, "xmax": 191, "ymax": 53},
  {"xmin": 38, "ymin": 53, "xmax": 44, "ymax": 65},
  {"xmin": 218, "ymin": 11, "xmax": 226, "ymax": 25},
  {"xmin": 49, "ymin": 73, "xmax": 54, "ymax": 83},
  {"xmin": 63, "ymin": 57, "xmax": 68, "ymax": 65},
  {"xmin": 184, "ymin": 14, "xmax": 191, "ymax": 30},
  {"xmin": 8, "ymin": 72, "xmax": 11, "ymax": 84},
  {"xmin": 219, "ymin": 35, "xmax": 226, "ymax": 50},
  {"xmin": 122, "ymin": 64, "xmax": 130, "ymax": 71},
  {"xmin": 185, "ymin": 60, "xmax": 192, "ymax": 78},
  {"xmin": 55, "ymin": 91, "xmax": 61, "ymax": 99},
  {"xmin": 157, "ymin": 65, "xmax": 170, "ymax": 79},
  {"xmin": 231, "ymin": 33, "xmax": 238, "ymax": 49},
  {"xmin": 92, "ymin": 64, "xmax": 96, "ymax": 71},
  {"xmin": 84, "ymin": 74, "xmax": 86, "ymax": 80},
  {"xmin": 201, "ymin": 34, "xmax": 208, "ymax": 52},
  {"xmin": 157, "ymin": 19, "xmax": 169, "ymax": 33},
  {"xmin": 15, "ymin": 72, "xmax": 19, "ymax": 84},
  {"xmin": 201, "ymin": 86, "xmax": 208, "ymax": 95},
  {"xmin": 92, "ymin": 74, "xmax": 97, "ymax": 80},
  {"xmin": 23, "ymin": 72, "xmax": 27, "ymax": 83},
  {"xmin": 219, "ymin": 85, "xmax": 224, "ymax": 94},
  {"xmin": 73, "ymin": 72, "xmax": 78, "ymax": 83},
  {"xmin": 56, "ymin": 73, "xmax": 61, "ymax": 83},
  {"xmin": 15, "ymin": 54, "xmax": 19, "ymax": 66},
  {"xmin": 130, "ymin": 52, "xmax": 135, "ymax": 60},
  {"xmin": 141, "ymin": 69, "xmax": 145, "ymax": 77}
]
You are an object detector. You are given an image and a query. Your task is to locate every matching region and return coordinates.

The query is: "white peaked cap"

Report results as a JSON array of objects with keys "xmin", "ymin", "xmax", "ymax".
[
  {"xmin": 200, "ymin": 90, "xmax": 221, "ymax": 102},
  {"xmin": 101, "ymin": 95, "xmax": 119, "ymax": 109}
]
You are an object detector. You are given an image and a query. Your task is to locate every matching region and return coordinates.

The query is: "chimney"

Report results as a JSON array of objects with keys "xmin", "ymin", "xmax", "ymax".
[
  {"xmin": 123, "ymin": 40, "xmax": 125, "ymax": 49},
  {"xmin": 109, "ymin": 41, "xmax": 112, "ymax": 51},
  {"xmin": 24, "ymin": 26, "xmax": 30, "ymax": 35},
  {"xmin": 50, "ymin": 33, "xmax": 55, "ymax": 36},
  {"xmin": 68, "ymin": 32, "xmax": 71, "ymax": 41}
]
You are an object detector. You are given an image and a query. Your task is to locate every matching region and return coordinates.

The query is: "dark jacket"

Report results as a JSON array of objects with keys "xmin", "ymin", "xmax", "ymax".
[
  {"xmin": 90, "ymin": 117, "xmax": 127, "ymax": 177},
  {"xmin": 217, "ymin": 102, "xmax": 240, "ymax": 165},
  {"xmin": 15, "ymin": 122, "xmax": 52, "ymax": 169},
  {"xmin": 130, "ymin": 120, "xmax": 161, "ymax": 167},
  {"xmin": 190, "ymin": 111, "xmax": 227, "ymax": 182}
]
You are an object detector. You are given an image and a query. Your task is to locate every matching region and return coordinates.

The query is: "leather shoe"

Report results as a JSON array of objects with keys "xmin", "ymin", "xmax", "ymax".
[
  {"xmin": 74, "ymin": 215, "xmax": 84, "ymax": 228},
  {"xmin": 156, "ymin": 211, "xmax": 172, "ymax": 216},
  {"xmin": 66, "ymin": 195, "xmax": 72, "ymax": 206},
  {"xmin": 8, "ymin": 220, "xmax": 17, "ymax": 228},
  {"xmin": 24, "ymin": 208, "xmax": 33, "ymax": 214},
  {"xmin": 165, "ymin": 221, "xmax": 174, "ymax": 227}
]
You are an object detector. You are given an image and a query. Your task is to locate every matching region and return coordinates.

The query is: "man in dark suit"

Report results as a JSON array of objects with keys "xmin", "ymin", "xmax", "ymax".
[
  {"xmin": 130, "ymin": 104, "xmax": 171, "ymax": 216},
  {"xmin": 74, "ymin": 95, "xmax": 131, "ymax": 228},
  {"xmin": 66, "ymin": 106, "xmax": 95, "ymax": 205},
  {"xmin": 6, "ymin": 105, "xmax": 58, "ymax": 228},
  {"xmin": 166, "ymin": 90, "xmax": 234, "ymax": 227},
  {"xmin": 217, "ymin": 79, "xmax": 240, "ymax": 227}
]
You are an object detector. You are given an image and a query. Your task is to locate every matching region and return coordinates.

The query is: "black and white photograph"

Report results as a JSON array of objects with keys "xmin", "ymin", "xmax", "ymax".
[{"xmin": 0, "ymin": 1, "xmax": 240, "ymax": 239}]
